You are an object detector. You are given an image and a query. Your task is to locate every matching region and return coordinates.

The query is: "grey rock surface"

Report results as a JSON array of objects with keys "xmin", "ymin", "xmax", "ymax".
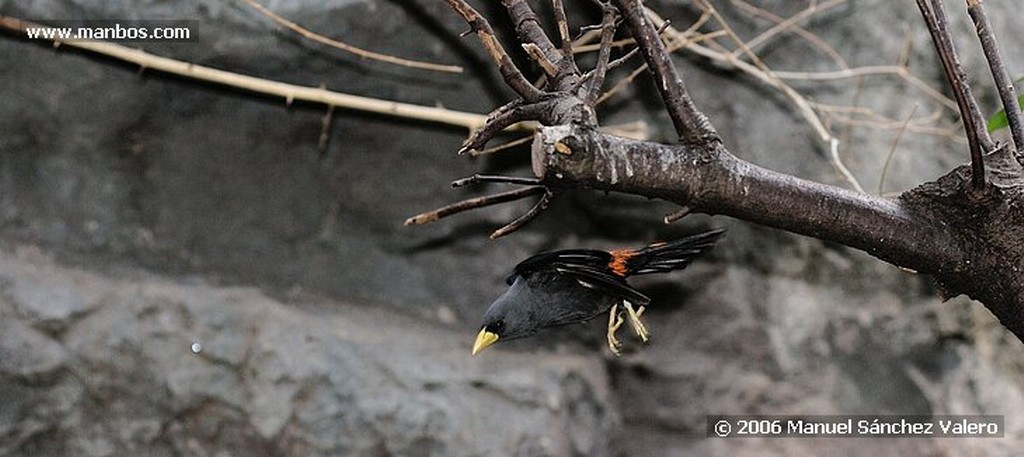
[
  {"xmin": 0, "ymin": 245, "xmax": 616, "ymax": 456},
  {"xmin": 1, "ymin": 0, "xmax": 1024, "ymax": 455}
]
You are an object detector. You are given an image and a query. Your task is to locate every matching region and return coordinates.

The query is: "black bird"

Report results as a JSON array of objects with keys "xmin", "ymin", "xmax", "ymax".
[{"xmin": 472, "ymin": 229, "xmax": 725, "ymax": 355}]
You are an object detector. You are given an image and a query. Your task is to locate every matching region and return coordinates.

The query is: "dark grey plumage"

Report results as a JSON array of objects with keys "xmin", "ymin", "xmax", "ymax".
[{"xmin": 473, "ymin": 229, "xmax": 724, "ymax": 354}]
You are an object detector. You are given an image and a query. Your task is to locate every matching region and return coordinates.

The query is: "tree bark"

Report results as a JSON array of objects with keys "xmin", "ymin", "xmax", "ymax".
[{"xmin": 533, "ymin": 125, "xmax": 1024, "ymax": 341}]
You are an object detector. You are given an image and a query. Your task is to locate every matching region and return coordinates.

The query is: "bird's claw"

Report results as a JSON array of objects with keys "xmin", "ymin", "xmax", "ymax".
[
  {"xmin": 606, "ymin": 303, "xmax": 625, "ymax": 355},
  {"xmin": 606, "ymin": 300, "xmax": 650, "ymax": 355},
  {"xmin": 622, "ymin": 300, "xmax": 650, "ymax": 343}
]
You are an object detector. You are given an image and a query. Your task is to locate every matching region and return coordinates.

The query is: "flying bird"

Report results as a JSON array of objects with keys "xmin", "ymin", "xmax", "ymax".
[{"xmin": 472, "ymin": 229, "xmax": 725, "ymax": 355}]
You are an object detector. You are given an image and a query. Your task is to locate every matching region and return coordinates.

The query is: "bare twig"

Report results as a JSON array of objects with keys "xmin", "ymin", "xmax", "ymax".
[
  {"xmin": 915, "ymin": 0, "xmax": 992, "ymax": 188},
  {"xmin": 879, "ymin": 105, "xmax": 919, "ymax": 195},
  {"xmin": 451, "ymin": 174, "xmax": 542, "ymax": 187},
  {"xmin": 967, "ymin": 0, "xmax": 1024, "ymax": 156},
  {"xmin": 444, "ymin": 0, "xmax": 544, "ymax": 101},
  {"xmin": 730, "ymin": 0, "xmax": 848, "ymax": 70},
  {"xmin": 820, "ymin": 111, "xmax": 963, "ymax": 140},
  {"xmin": 502, "ymin": 0, "xmax": 572, "ymax": 84},
  {"xmin": 0, "ymin": 16, "xmax": 516, "ymax": 133},
  {"xmin": 523, "ymin": 43, "xmax": 560, "ymax": 77},
  {"xmin": 730, "ymin": 0, "xmax": 847, "ymax": 66},
  {"xmin": 460, "ymin": 103, "xmax": 547, "ymax": 154},
  {"xmin": 469, "ymin": 135, "xmax": 533, "ymax": 156},
  {"xmin": 241, "ymin": 0, "xmax": 462, "ymax": 73},
  {"xmin": 605, "ymin": 47, "xmax": 641, "ymax": 72},
  {"xmin": 612, "ymin": 0, "xmax": 720, "ymax": 146},
  {"xmin": 596, "ymin": 29, "xmax": 725, "ymax": 105},
  {"xmin": 586, "ymin": 5, "xmax": 620, "ymax": 104},
  {"xmin": 551, "ymin": 0, "xmax": 577, "ymax": 71},
  {"xmin": 318, "ymin": 103, "xmax": 335, "ymax": 153},
  {"xmin": 490, "ymin": 191, "xmax": 555, "ymax": 239},
  {"xmin": 645, "ymin": 7, "xmax": 864, "ymax": 190},
  {"xmin": 772, "ymin": 66, "xmax": 956, "ymax": 112},
  {"xmin": 404, "ymin": 186, "xmax": 545, "ymax": 226},
  {"xmin": 828, "ymin": 138, "xmax": 865, "ymax": 193}
]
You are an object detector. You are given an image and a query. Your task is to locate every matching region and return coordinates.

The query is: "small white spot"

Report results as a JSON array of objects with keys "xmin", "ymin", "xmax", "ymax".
[{"xmin": 190, "ymin": 340, "xmax": 202, "ymax": 354}]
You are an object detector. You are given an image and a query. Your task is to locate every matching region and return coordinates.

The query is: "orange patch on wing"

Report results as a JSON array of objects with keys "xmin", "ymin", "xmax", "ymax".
[{"xmin": 608, "ymin": 249, "xmax": 635, "ymax": 276}]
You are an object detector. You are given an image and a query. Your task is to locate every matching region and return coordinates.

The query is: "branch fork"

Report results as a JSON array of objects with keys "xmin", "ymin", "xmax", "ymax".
[{"xmin": 409, "ymin": 0, "xmax": 1024, "ymax": 344}]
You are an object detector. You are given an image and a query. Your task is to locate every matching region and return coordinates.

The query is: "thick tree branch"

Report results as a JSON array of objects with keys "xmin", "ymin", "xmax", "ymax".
[
  {"xmin": 916, "ymin": 0, "xmax": 994, "ymax": 189},
  {"xmin": 532, "ymin": 126, "xmax": 961, "ymax": 273},
  {"xmin": 532, "ymin": 125, "xmax": 1024, "ymax": 340},
  {"xmin": 611, "ymin": 0, "xmax": 720, "ymax": 146},
  {"xmin": 422, "ymin": 0, "xmax": 1024, "ymax": 344},
  {"xmin": 967, "ymin": 0, "xmax": 1024, "ymax": 156}
]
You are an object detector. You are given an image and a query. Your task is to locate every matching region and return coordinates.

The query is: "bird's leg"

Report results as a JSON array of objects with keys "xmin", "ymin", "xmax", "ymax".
[
  {"xmin": 622, "ymin": 300, "xmax": 650, "ymax": 343},
  {"xmin": 606, "ymin": 302, "xmax": 625, "ymax": 355}
]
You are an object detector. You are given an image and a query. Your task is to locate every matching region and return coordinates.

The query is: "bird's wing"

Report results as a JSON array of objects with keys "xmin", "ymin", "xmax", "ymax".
[
  {"xmin": 507, "ymin": 249, "xmax": 612, "ymax": 284},
  {"xmin": 510, "ymin": 249, "xmax": 650, "ymax": 305},
  {"xmin": 555, "ymin": 266, "xmax": 651, "ymax": 305}
]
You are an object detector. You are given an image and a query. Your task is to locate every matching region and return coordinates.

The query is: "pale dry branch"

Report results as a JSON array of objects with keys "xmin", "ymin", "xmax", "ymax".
[
  {"xmin": 646, "ymin": 7, "xmax": 864, "ymax": 191},
  {"xmin": 730, "ymin": 0, "xmax": 849, "ymax": 70},
  {"xmin": 241, "ymin": 0, "xmax": 463, "ymax": 73},
  {"xmin": 0, "ymin": 16, "xmax": 522, "ymax": 134},
  {"xmin": 773, "ymin": 66, "xmax": 957, "ymax": 112},
  {"xmin": 596, "ymin": 30, "xmax": 727, "ymax": 105},
  {"xmin": 879, "ymin": 105, "xmax": 920, "ymax": 195},
  {"xmin": 730, "ymin": 0, "xmax": 848, "ymax": 66},
  {"xmin": 824, "ymin": 113, "xmax": 964, "ymax": 140}
]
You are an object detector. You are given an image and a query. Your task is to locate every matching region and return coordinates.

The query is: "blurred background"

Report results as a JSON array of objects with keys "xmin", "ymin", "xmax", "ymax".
[{"xmin": 1, "ymin": 0, "xmax": 1023, "ymax": 455}]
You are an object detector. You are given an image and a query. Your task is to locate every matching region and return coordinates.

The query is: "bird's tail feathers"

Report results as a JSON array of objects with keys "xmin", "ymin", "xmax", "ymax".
[{"xmin": 625, "ymin": 228, "xmax": 725, "ymax": 275}]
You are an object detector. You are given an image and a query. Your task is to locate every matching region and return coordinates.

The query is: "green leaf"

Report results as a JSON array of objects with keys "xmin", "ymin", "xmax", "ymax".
[{"xmin": 987, "ymin": 94, "xmax": 1024, "ymax": 132}]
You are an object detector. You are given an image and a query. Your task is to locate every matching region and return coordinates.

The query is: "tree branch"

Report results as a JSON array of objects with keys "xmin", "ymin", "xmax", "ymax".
[
  {"xmin": 585, "ymin": 4, "xmax": 619, "ymax": 105},
  {"xmin": 533, "ymin": 126, "xmax": 960, "ymax": 273},
  {"xmin": 501, "ymin": 0, "xmax": 577, "ymax": 88},
  {"xmin": 967, "ymin": 0, "xmax": 1024, "ymax": 156},
  {"xmin": 421, "ymin": 0, "xmax": 1024, "ymax": 343},
  {"xmin": 611, "ymin": 0, "xmax": 720, "ymax": 146},
  {"xmin": 444, "ymin": 0, "xmax": 544, "ymax": 102},
  {"xmin": 551, "ymin": 0, "xmax": 577, "ymax": 72},
  {"xmin": 532, "ymin": 125, "xmax": 1024, "ymax": 339},
  {"xmin": 490, "ymin": 190, "xmax": 555, "ymax": 239},
  {"xmin": 404, "ymin": 186, "xmax": 545, "ymax": 225},
  {"xmin": 241, "ymin": 0, "xmax": 462, "ymax": 73},
  {"xmin": 0, "ymin": 16, "xmax": 507, "ymax": 132},
  {"xmin": 915, "ymin": 0, "xmax": 994, "ymax": 189}
]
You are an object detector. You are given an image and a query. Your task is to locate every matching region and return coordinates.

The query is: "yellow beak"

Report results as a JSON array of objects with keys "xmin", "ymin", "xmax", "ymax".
[{"xmin": 472, "ymin": 328, "xmax": 500, "ymax": 355}]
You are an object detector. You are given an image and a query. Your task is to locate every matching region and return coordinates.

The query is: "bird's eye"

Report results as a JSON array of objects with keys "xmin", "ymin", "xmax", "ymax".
[{"xmin": 490, "ymin": 320, "xmax": 505, "ymax": 333}]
